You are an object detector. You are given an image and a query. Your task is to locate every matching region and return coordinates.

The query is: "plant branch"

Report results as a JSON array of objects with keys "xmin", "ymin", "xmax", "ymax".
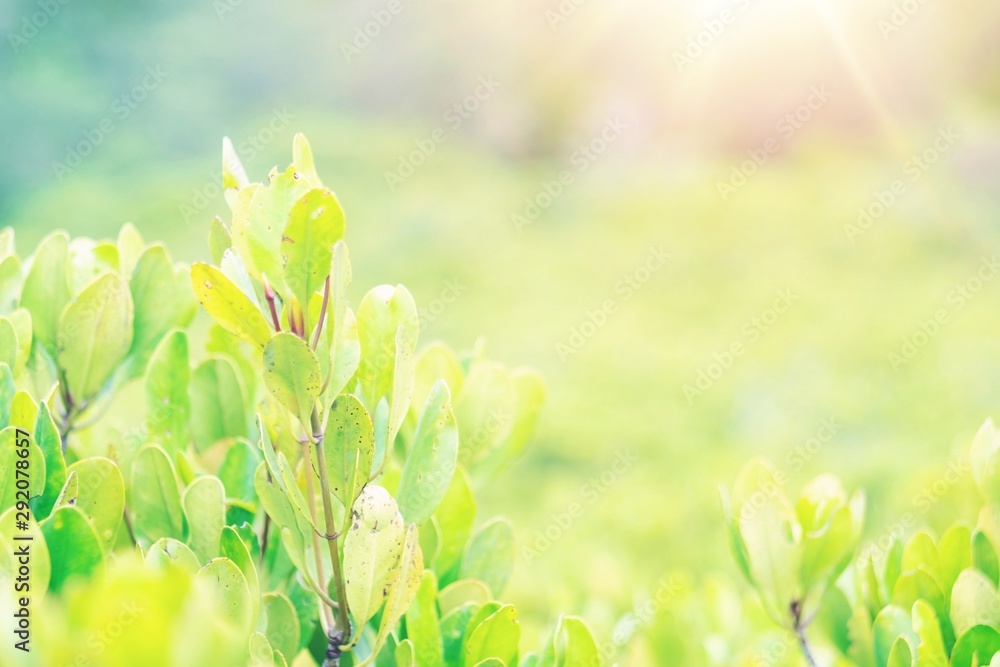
[
  {"xmin": 311, "ymin": 405, "xmax": 352, "ymax": 645},
  {"xmin": 791, "ymin": 600, "xmax": 819, "ymax": 667},
  {"xmin": 264, "ymin": 276, "xmax": 281, "ymax": 332},
  {"xmin": 310, "ymin": 276, "xmax": 331, "ymax": 350},
  {"xmin": 301, "ymin": 440, "xmax": 335, "ymax": 631}
]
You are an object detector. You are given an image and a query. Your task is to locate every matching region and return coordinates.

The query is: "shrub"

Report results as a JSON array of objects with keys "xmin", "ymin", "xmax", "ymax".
[{"xmin": 0, "ymin": 135, "xmax": 603, "ymax": 667}]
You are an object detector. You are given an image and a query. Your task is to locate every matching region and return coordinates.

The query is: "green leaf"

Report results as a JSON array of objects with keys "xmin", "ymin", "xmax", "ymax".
[
  {"xmin": 940, "ymin": 525, "xmax": 972, "ymax": 596},
  {"xmin": 292, "ymin": 133, "xmax": 322, "ymax": 186},
  {"xmin": 130, "ymin": 444, "xmax": 185, "ymax": 547},
  {"xmin": 356, "ymin": 284, "xmax": 418, "ymax": 449},
  {"xmin": 0, "ymin": 255, "xmax": 24, "ymax": 317},
  {"xmin": 0, "ymin": 508, "xmax": 50, "ymax": 596},
  {"xmin": 322, "ymin": 394, "xmax": 374, "ymax": 512},
  {"xmin": 0, "ymin": 426, "xmax": 45, "ymax": 514},
  {"xmin": 221, "ymin": 525, "xmax": 261, "ymax": 621},
  {"xmin": 439, "ymin": 579, "xmax": 492, "ymax": 616},
  {"xmin": 885, "ymin": 637, "xmax": 913, "ymax": 667},
  {"xmin": 196, "ymin": 557, "xmax": 253, "ymax": 632},
  {"xmin": 343, "ymin": 484, "xmax": 406, "ymax": 635},
  {"xmin": 465, "ymin": 605, "xmax": 520, "ymax": 667},
  {"xmin": 64, "ymin": 457, "xmax": 124, "ymax": 552},
  {"xmin": 5, "ymin": 308, "xmax": 32, "ymax": 372},
  {"xmin": 191, "ymin": 262, "xmax": 272, "ymax": 350},
  {"xmin": 873, "ymin": 606, "xmax": 915, "ymax": 667},
  {"xmin": 217, "ymin": 439, "xmax": 261, "ymax": 507},
  {"xmin": 0, "ymin": 318, "xmax": 17, "ymax": 370},
  {"xmin": 127, "ymin": 245, "xmax": 196, "ymax": 377},
  {"xmin": 20, "ymin": 231, "xmax": 71, "ymax": 354},
  {"xmin": 31, "ymin": 402, "xmax": 65, "ymax": 520},
  {"xmin": 460, "ymin": 517, "xmax": 515, "ymax": 598},
  {"xmin": 57, "ymin": 272, "xmax": 134, "ymax": 403},
  {"xmin": 145, "ymin": 329, "xmax": 190, "ymax": 454},
  {"xmin": 324, "ymin": 242, "xmax": 360, "ymax": 401},
  {"xmin": 263, "ymin": 591, "xmax": 301, "ymax": 662},
  {"xmin": 190, "ymin": 356, "xmax": 249, "ymax": 452},
  {"xmin": 183, "ymin": 475, "xmax": 226, "ymax": 562},
  {"xmin": 210, "ymin": 217, "xmax": 233, "ymax": 265},
  {"xmin": 398, "ymin": 380, "xmax": 459, "ymax": 525},
  {"xmin": 146, "ymin": 537, "xmax": 201, "ymax": 573},
  {"xmin": 367, "ymin": 524, "xmax": 424, "ymax": 665},
  {"xmin": 973, "ymin": 530, "xmax": 999, "ymax": 586},
  {"xmin": 952, "ymin": 568, "xmax": 1000, "ymax": 637},
  {"xmin": 474, "ymin": 370, "xmax": 546, "ymax": 478},
  {"xmin": 281, "ymin": 188, "xmax": 345, "ymax": 329},
  {"xmin": 454, "ymin": 361, "xmax": 517, "ymax": 467},
  {"xmin": 263, "ymin": 332, "xmax": 322, "ymax": 429},
  {"xmin": 405, "ymin": 570, "xmax": 444, "ymax": 667},
  {"xmin": 117, "ymin": 223, "xmax": 145, "ymax": 279},
  {"xmin": 9, "ymin": 390, "xmax": 37, "ymax": 432},
  {"xmin": 951, "ymin": 626, "xmax": 1000, "ymax": 667},
  {"xmin": 911, "ymin": 599, "xmax": 947, "ymax": 666},
  {"xmin": 396, "ymin": 639, "xmax": 416, "ymax": 667},
  {"xmin": 230, "ymin": 166, "xmax": 313, "ymax": 298},
  {"xmin": 441, "ymin": 602, "xmax": 480, "ymax": 666},
  {"xmin": 40, "ymin": 504, "xmax": 104, "ymax": 592},
  {"xmin": 0, "ymin": 364, "xmax": 12, "ymax": 429}
]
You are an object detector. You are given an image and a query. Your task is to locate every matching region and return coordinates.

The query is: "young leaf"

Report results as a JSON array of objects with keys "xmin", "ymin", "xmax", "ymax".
[
  {"xmin": 190, "ymin": 356, "xmax": 248, "ymax": 452},
  {"xmin": 183, "ymin": 475, "xmax": 226, "ymax": 562},
  {"xmin": 191, "ymin": 262, "xmax": 272, "ymax": 350},
  {"xmin": 324, "ymin": 242, "xmax": 361, "ymax": 401},
  {"xmin": 263, "ymin": 591, "xmax": 301, "ymax": 662},
  {"xmin": 130, "ymin": 444, "xmax": 185, "ymax": 547},
  {"xmin": 65, "ymin": 457, "xmax": 125, "ymax": 552},
  {"xmin": 221, "ymin": 525, "xmax": 261, "ymax": 621},
  {"xmin": 31, "ymin": 402, "xmax": 65, "ymax": 520},
  {"xmin": 356, "ymin": 284, "xmax": 418, "ymax": 449},
  {"xmin": 127, "ymin": 245, "xmax": 196, "ymax": 377},
  {"xmin": 145, "ymin": 537, "xmax": 200, "ymax": 574},
  {"xmin": 209, "ymin": 216, "xmax": 232, "ymax": 265},
  {"xmin": 197, "ymin": 557, "xmax": 253, "ymax": 632},
  {"xmin": 405, "ymin": 570, "xmax": 444, "ymax": 667},
  {"xmin": 57, "ymin": 271, "xmax": 134, "ymax": 403},
  {"xmin": 281, "ymin": 188, "xmax": 345, "ymax": 330},
  {"xmin": 145, "ymin": 329, "xmax": 190, "ymax": 454},
  {"xmin": 464, "ymin": 605, "xmax": 520, "ymax": 666},
  {"xmin": 20, "ymin": 230, "xmax": 71, "ymax": 354},
  {"xmin": 460, "ymin": 517, "xmax": 516, "ymax": 598},
  {"xmin": 263, "ymin": 332, "xmax": 322, "ymax": 429},
  {"xmin": 398, "ymin": 379, "xmax": 459, "ymax": 525},
  {"xmin": 343, "ymin": 485, "xmax": 406, "ymax": 635},
  {"xmin": 0, "ymin": 426, "xmax": 45, "ymax": 515},
  {"xmin": 40, "ymin": 504, "xmax": 104, "ymax": 593},
  {"xmin": 365, "ymin": 524, "xmax": 424, "ymax": 665}
]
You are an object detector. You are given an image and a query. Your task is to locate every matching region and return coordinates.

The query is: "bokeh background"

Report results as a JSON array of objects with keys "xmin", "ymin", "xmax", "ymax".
[{"xmin": 3, "ymin": 0, "xmax": 1000, "ymax": 656}]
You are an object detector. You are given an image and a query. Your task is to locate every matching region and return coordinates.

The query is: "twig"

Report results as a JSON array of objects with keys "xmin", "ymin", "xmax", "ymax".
[
  {"xmin": 263, "ymin": 276, "xmax": 281, "ymax": 332},
  {"xmin": 791, "ymin": 600, "xmax": 819, "ymax": 667},
  {"xmin": 311, "ymin": 276, "xmax": 331, "ymax": 350}
]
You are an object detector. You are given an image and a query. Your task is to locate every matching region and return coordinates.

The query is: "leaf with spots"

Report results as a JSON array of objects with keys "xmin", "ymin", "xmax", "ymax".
[
  {"xmin": 40, "ymin": 505, "xmax": 104, "ymax": 593},
  {"xmin": 196, "ymin": 557, "xmax": 253, "ymax": 633},
  {"xmin": 191, "ymin": 262, "xmax": 272, "ymax": 350},
  {"xmin": 281, "ymin": 188, "xmax": 345, "ymax": 332},
  {"xmin": 183, "ymin": 475, "xmax": 226, "ymax": 563},
  {"xmin": 65, "ymin": 457, "xmax": 124, "ymax": 553},
  {"xmin": 343, "ymin": 485, "xmax": 405, "ymax": 638},
  {"xmin": 322, "ymin": 394, "xmax": 374, "ymax": 513}
]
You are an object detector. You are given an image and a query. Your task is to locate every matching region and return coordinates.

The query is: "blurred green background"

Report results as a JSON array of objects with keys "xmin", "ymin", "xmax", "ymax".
[{"xmin": 3, "ymin": 0, "xmax": 1000, "ymax": 652}]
